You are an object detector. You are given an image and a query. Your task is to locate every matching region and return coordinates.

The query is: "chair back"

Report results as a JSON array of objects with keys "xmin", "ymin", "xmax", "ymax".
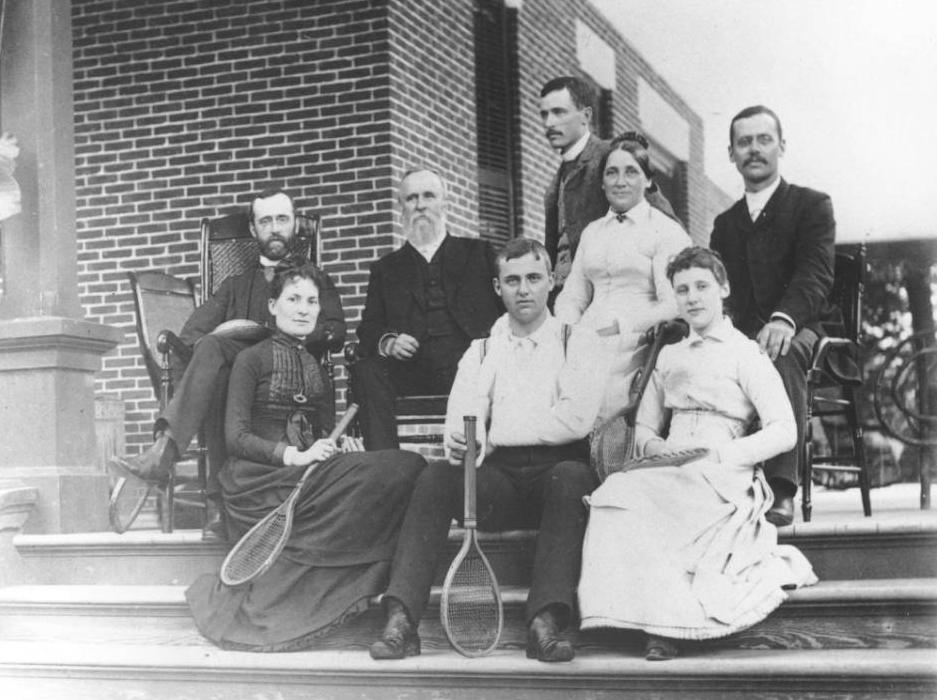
[
  {"xmin": 831, "ymin": 244, "xmax": 866, "ymax": 343},
  {"xmin": 199, "ymin": 212, "xmax": 320, "ymax": 296},
  {"xmin": 128, "ymin": 271, "xmax": 197, "ymax": 397}
]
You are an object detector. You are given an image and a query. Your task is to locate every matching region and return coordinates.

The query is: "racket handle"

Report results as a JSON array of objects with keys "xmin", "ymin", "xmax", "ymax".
[
  {"xmin": 463, "ymin": 415, "xmax": 477, "ymax": 526},
  {"xmin": 294, "ymin": 404, "xmax": 361, "ymax": 488},
  {"xmin": 328, "ymin": 403, "xmax": 359, "ymax": 441}
]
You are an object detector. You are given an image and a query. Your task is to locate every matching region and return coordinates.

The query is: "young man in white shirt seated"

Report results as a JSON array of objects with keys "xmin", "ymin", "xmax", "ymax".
[{"xmin": 369, "ymin": 237, "xmax": 610, "ymax": 663}]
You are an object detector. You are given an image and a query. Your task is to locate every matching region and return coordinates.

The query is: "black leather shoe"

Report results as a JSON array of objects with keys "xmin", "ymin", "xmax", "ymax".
[
  {"xmin": 766, "ymin": 494, "xmax": 795, "ymax": 527},
  {"xmin": 645, "ymin": 635, "xmax": 678, "ymax": 661},
  {"xmin": 113, "ymin": 432, "xmax": 178, "ymax": 485},
  {"xmin": 369, "ymin": 600, "xmax": 421, "ymax": 660},
  {"xmin": 526, "ymin": 609, "xmax": 574, "ymax": 663},
  {"xmin": 201, "ymin": 497, "xmax": 228, "ymax": 543}
]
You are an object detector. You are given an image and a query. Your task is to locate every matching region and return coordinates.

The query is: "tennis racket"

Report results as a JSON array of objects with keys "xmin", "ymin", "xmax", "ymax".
[
  {"xmin": 440, "ymin": 415, "xmax": 504, "ymax": 657},
  {"xmin": 617, "ymin": 447, "xmax": 709, "ymax": 473},
  {"xmin": 219, "ymin": 403, "xmax": 359, "ymax": 587},
  {"xmin": 108, "ymin": 475, "xmax": 156, "ymax": 533}
]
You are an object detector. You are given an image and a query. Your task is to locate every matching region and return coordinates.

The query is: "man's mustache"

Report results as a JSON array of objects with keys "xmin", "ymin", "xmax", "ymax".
[{"xmin": 745, "ymin": 156, "xmax": 767, "ymax": 166}]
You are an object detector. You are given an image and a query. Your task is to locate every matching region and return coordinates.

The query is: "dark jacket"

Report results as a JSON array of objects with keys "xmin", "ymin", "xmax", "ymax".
[
  {"xmin": 710, "ymin": 179, "xmax": 839, "ymax": 338},
  {"xmin": 355, "ymin": 234, "xmax": 502, "ymax": 356},
  {"xmin": 179, "ymin": 265, "xmax": 346, "ymax": 356},
  {"xmin": 543, "ymin": 134, "xmax": 610, "ymax": 265}
]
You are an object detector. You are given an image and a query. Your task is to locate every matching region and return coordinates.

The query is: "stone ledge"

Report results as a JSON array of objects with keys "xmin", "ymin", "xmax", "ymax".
[
  {"xmin": 0, "ymin": 316, "xmax": 124, "ymax": 371},
  {"xmin": 0, "ymin": 483, "xmax": 38, "ymax": 533}
]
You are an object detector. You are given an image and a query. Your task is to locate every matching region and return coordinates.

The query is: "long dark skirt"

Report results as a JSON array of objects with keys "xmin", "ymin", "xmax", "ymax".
[{"xmin": 186, "ymin": 449, "xmax": 424, "ymax": 651}]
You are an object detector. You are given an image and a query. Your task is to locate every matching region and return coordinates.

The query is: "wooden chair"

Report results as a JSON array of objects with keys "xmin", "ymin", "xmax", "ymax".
[
  {"xmin": 111, "ymin": 211, "xmax": 325, "ymax": 533},
  {"xmin": 110, "ymin": 270, "xmax": 205, "ymax": 533},
  {"xmin": 802, "ymin": 244, "xmax": 872, "ymax": 522},
  {"xmin": 343, "ymin": 343, "xmax": 449, "ymax": 448},
  {"xmin": 200, "ymin": 211, "xmax": 320, "ymax": 296}
]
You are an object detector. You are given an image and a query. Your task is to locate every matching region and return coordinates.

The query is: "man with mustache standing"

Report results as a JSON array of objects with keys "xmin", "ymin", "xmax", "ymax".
[
  {"xmin": 710, "ymin": 105, "xmax": 840, "ymax": 527},
  {"xmin": 351, "ymin": 168, "xmax": 502, "ymax": 450},
  {"xmin": 116, "ymin": 187, "xmax": 345, "ymax": 539},
  {"xmin": 540, "ymin": 76, "xmax": 675, "ymax": 295}
]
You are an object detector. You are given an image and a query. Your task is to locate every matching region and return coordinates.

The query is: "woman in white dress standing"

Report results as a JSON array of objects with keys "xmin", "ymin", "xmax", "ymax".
[
  {"xmin": 577, "ymin": 246, "xmax": 817, "ymax": 660},
  {"xmin": 554, "ymin": 134, "xmax": 690, "ymax": 433}
]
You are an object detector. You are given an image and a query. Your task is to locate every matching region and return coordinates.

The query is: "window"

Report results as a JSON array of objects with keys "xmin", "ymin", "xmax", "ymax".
[
  {"xmin": 473, "ymin": 0, "xmax": 522, "ymax": 246},
  {"xmin": 647, "ymin": 139, "xmax": 688, "ymax": 228}
]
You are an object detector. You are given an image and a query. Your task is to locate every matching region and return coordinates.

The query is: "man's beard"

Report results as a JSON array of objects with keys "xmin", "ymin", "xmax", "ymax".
[
  {"xmin": 261, "ymin": 235, "xmax": 290, "ymax": 260},
  {"xmin": 405, "ymin": 216, "xmax": 443, "ymax": 248}
]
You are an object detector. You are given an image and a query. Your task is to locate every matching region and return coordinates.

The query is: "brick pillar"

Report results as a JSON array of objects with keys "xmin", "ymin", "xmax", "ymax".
[{"xmin": 0, "ymin": 0, "xmax": 123, "ymax": 533}]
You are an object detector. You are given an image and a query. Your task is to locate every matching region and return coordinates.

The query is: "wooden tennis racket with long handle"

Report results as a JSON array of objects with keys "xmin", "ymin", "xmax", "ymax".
[
  {"xmin": 219, "ymin": 403, "xmax": 359, "ymax": 587},
  {"xmin": 440, "ymin": 415, "xmax": 504, "ymax": 657}
]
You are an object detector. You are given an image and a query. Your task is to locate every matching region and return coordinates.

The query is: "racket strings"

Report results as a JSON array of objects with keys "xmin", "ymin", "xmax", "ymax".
[
  {"xmin": 444, "ymin": 549, "xmax": 501, "ymax": 653},
  {"xmin": 109, "ymin": 478, "xmax": 155, "ymax": 533},
  {"xmin": 220, "ymin": 509, "xmax": 290, "ymax": 585}
]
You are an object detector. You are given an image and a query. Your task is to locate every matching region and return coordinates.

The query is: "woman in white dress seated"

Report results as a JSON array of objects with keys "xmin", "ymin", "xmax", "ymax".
[
  {"xmin": 554, "ymin": 133, "xmax": 690, "ymax": 426},
  {"xmin": 577, "ymin": 246, "xmax": 817, "ymax": 660}
]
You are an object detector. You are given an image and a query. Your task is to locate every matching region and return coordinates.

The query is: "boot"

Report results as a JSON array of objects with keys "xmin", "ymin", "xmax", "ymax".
[
  {"xmin": 369, "ymin": 597, "xmax": 421, "ymax": 660},
  {"xmin": 114, "ymin": 431, "xmax": 178, "ymax": 485},
  {"xmin": 644, "ymin": 634, "xmax": 679, "ymax": 661},
  {"xmin": 526, "ymin": 605, "xmax": 574, "ymax": 662}
]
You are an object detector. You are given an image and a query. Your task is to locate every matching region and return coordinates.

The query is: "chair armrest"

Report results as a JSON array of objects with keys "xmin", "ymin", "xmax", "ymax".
[
  {"xmin": 810, "ymin": 336, "xmax": 862, "ymax": 386},
  {"xmin": 344, "ymin": 341, "xmax": 361, "ymax": 366},
  {"xmin": 157, "ymin": 330, "xmax": 193, "ymax": 365}
]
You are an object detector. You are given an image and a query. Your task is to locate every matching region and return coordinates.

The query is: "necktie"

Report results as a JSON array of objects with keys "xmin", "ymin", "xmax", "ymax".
[{"xmin": 263, "ymin": 257, "xmax": 298, "ymax": 282}]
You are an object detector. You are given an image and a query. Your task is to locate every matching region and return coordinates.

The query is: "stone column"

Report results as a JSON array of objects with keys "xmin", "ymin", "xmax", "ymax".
[{"xmin": 0, "ymin": 0, "xmax": 123, "ymax": 533}]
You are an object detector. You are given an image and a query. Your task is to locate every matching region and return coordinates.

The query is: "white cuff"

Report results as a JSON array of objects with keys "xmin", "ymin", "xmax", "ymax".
[
  {"xmin": 378, "ymin": 332, "xmax": 397, "ymax": 357},
  {"xmin": 770, "ymin": 312, "xmax": 796, "ymax": 331}
]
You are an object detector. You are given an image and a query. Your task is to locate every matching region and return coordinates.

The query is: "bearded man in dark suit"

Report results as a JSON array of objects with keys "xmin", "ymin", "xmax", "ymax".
[
  {"xmin": 352, "ymin": 168, "xmax": 502, "ymax": 450},
  {"xmin": 710, "ymin": 105, "xmax": 841, "ymax": 527},
  {"xmin": 116, "ymin": 187, "xmax": 345, "ymax": 539}
]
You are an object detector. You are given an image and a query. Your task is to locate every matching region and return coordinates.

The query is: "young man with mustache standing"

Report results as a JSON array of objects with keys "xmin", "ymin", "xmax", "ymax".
[
  {"xmin": 116, "ymin": 187, "xmax": 345, "ymax": 539},
  {"xmin": 710, "ymin": 105, "xmax": 841, "ymax": 527},
  {"xmin": 539, "ymin": 76, "xmax": 675, "ymax": 295}
]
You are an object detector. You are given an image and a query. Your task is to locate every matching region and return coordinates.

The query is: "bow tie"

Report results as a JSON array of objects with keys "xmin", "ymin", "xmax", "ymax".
[
  {"xmin": 262, "ymin": 257, "xmax": 299, "ymax": 281},
  {"xmin": 614, "ymin": 211, "xmax": 629, "ymax": 223}
]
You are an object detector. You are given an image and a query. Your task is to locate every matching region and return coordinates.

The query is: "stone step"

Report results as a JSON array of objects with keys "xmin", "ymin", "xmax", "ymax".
[
  {"xmin": 11, "ymin": 515, "xmax": 937, "ymax": 586},
  {"xmin": 1, "ymin": 579, "xmax": 935, "ymax": 652},
  {"xmin": 0, "ymin": 642, "xmax": 934, "ymax": 700}
]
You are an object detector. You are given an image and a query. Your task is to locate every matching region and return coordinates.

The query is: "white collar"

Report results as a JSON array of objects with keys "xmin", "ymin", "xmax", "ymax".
[
  {"xmin": 561, "ymin": 131, "xmax": 591, "ymax": 162},
  {"xmin": 688, "ymin": 315, "xmax": 735, "ymax": 345},
  {"xmin": 259, "ymin": 255, "xmax": 279, "ymax": 268},
  {"xmin": 603, "ymin": 198, "xmax": 652, "ymax": 224},
  {"xmin": 490, "ymin": 312, "xmax": 560, "ymax": 345},
  {"xmin": 744, "ymin": 176, "xmax": 781, "ymax": 217}
]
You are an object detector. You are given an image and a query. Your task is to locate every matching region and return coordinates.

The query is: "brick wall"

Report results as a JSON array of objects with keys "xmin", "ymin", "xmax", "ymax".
[
  {"xmin": 387, "ymin": 0, "xmax": 480, "ymax": 238},
  {"xmin": 513, "ymin": 0, "xmax": 708, "ymax": 245},
  {"xmin": 72, "ymin": 0, "xmax": 709, "ymax": 454},
  {"xmin": 73, "ymin": 0, "xmax": 398, "ymax": 452}
]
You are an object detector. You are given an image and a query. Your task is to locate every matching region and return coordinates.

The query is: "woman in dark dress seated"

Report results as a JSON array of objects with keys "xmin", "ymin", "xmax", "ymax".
[{"xmin": 186, "ymin": 262, "xmax": 425, "ymax": 651}]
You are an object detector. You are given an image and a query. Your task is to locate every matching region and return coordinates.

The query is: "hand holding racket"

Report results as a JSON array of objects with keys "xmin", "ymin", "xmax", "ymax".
[
  {"xmin": 220, "ymin": 403, "xmax": 359, "ymax": 587},
  {"xmin": 440, "ymin": 415, "xmax": 504, "ymax": 657}
]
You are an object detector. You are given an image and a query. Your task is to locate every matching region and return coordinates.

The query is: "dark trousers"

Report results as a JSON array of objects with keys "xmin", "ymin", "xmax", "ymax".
[
  {"xmin": 766, "ymin": 327, "xmax": 818, "ymax": 494},
  {"xmin": 160, "ymin": 334, "xmax": 252, "ymax": 496},
  {"xmin": 351, "ymin": 350, "xmax": 461, "ymax": 450},
  {"xmin": 383, "ymin": 442, "xmax": 596, "ymax": 626}
]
